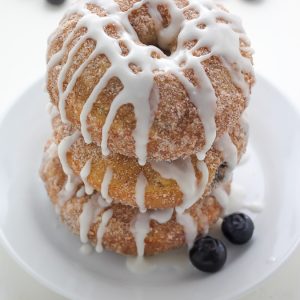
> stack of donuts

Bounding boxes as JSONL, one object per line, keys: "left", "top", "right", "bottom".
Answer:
{"left": 40, "top": 0, "right": 254, "bottom": 256}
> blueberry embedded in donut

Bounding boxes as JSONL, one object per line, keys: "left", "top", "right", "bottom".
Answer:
{"left": 215, "top": 162, "right": 228, "bottom": 183}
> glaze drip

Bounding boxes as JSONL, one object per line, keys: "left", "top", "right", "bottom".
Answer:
{"left": 135, "top": 173, "right": 148, "bottom": 213}
{"left": 101, "top": 167, "right": 113, "bottom": 203}
{"left": 76, "top": 186, "right": 85, "bottom": 198}
{"left": 57, "top": 131, "right": 81, "bottom": 204}
{"left": 79, "top": 197, "right": 100, "bottom": 243}
{"left": 131, "top": 213, "right": 151, "bottom": 257}
{"left": 80, "top": 159, "right": 94, "bottom": 195}
{"left": 151, "top": 158, "right": 209, "bottom": 213}
{"left": 150, "top": 208, "right": 174, "bottom": 223}
{"left": 96, "top": 209, "right": 113, "bottom": 252}
{"left": 176, "top": 211, "right": 198, "bottom": 248}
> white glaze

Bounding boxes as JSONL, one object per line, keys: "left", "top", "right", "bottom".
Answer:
{"left": 238, "top": 151, "right": 250, "bottom": 166}
{"left": 76, "top": 186, "right": 85, "bottom": 198}
{"left": 54, "top": 204, "right": 61, "bottom": 215}
{"left": 215, "top": 133, "right": 238, "bottom": 170}
{"left": 135, "top": 173, "right": 148, "bottom": 213}
{"left": 43, "top": 142, "right": 57, "bottom": 162}
{"left": 148, "top": 83, "right": 160, "bottom": 124}
{"left": 46, "top": 102, "right": 59, "bottom": 119}
{"left": 48, "top": 0, "right": 253, "bottom": 164}
{"left": 240, "top": 114, "right": 250, "bottom": 141}
{"left": 58, "top": 131, "right": 80, "bottom": 182}
{"left": 131, "top": 213, "right": 151, "bottom": 257}
{"left": 147, "top": 2, "right": 163, "bottom": 35}
{"left": 212, "top": 185, "right": 229, "bottom": 209}
{"left": 126, "top": 248, "right": 190, "bottom": 274}
{"left": 79, "top": 197, "right": 100, "bottom": 243}
{"left": 215, "top": 132, "right": 238, "bottom": 185}
{"left": 129, "top": 209, "right": 175, "bottom": 259}
{"left": 227, "top": 183, "right": 264, "bottom": 214}
{"left": 97, "top": 194, "right": 111, "bottom": 208}
{"left": 126, "top": 256, "right": 156, "bottom": 274}
{"left": 79, "top": 243, "right": 94, "bottom": 255}
{"left": 244, "top": 201, "right": 264, "bottom": 213}
{"left": 101, "top": 167, "right": 113, "bottom": 203}
{"left": 96, "top": 209, "right": 113, "bottom": 253}
{"left": 90, "top": 0, "right": 120, "bottom": 14}
{"left": 176, "top": 212, "right": 198, "bottom": 249}
{"left": 80, "top": 159, "right": 94, "bottom": 195}
{"left": 151, "top": 158, "right": 209, "bottom": 213}
{"left": 57, "top": 131, "right": 81, "bottom": 204}
{"left": 57, "top": 176, "right": 81, "bottom": 205}
{"left": 150, "top": 208, "right": 173, "bottom": 224}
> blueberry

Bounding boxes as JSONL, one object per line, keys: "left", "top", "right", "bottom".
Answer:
{"left": 46, "top": 0, "right": 65, "bottom": 5}
{"left": 222, "top": 213, "right": 254, "bottom": 244}
{"left": 215, "top": 162, "right": 228, "bottom": 182}
{"left": 189, "top": 236, "right": 227, "bottom": 273}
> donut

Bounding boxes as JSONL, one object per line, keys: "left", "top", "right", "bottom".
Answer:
{"left": 47, "top": 0, "right": 254, "bottom": 163}
{"left": 40, "top": 145, "right": 228, "bottom": 256}
{"left": 41, "top": 0, "right": 254, "bottom": 258}
{"left": 50, "top": 113, "right": 247, "bottom": 210}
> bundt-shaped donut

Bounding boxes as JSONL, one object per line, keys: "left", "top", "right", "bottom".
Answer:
{"left": 40, "top": 145, "right": 227, "bottom": 256}
{"left": 47, "top": 0, "right": 254, "bottom": 163}
{"left": 50, "top": 114, "right": 247, "bottom": 210}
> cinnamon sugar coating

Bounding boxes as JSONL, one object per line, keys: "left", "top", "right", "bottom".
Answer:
{"left": 47, "top": 0, "right": 254, "bottom": 160}
{"left": 40, "top": 149, "right": 225, "bottom": 256}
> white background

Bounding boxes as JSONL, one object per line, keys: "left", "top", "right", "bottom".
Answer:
{"left": 0, "top": 0, "right": 299, "bottom": 299}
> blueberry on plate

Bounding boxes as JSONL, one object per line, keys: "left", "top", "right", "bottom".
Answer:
{"left": 222, "top": 213, "right": 254, "bottom": 245}
{"left": 46, "top": 0, "right": 65, "bottom": 5}
{"left": 189, "top": 236, "right": 227, "bottom": 273}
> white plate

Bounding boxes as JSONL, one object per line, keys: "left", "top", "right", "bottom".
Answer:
{"left": 0, "top": 75, "right": 300, "bottom": 300}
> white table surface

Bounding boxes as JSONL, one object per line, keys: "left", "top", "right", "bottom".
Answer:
{"left": 0, "top": 0, "right": 299, "bottom": 299}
